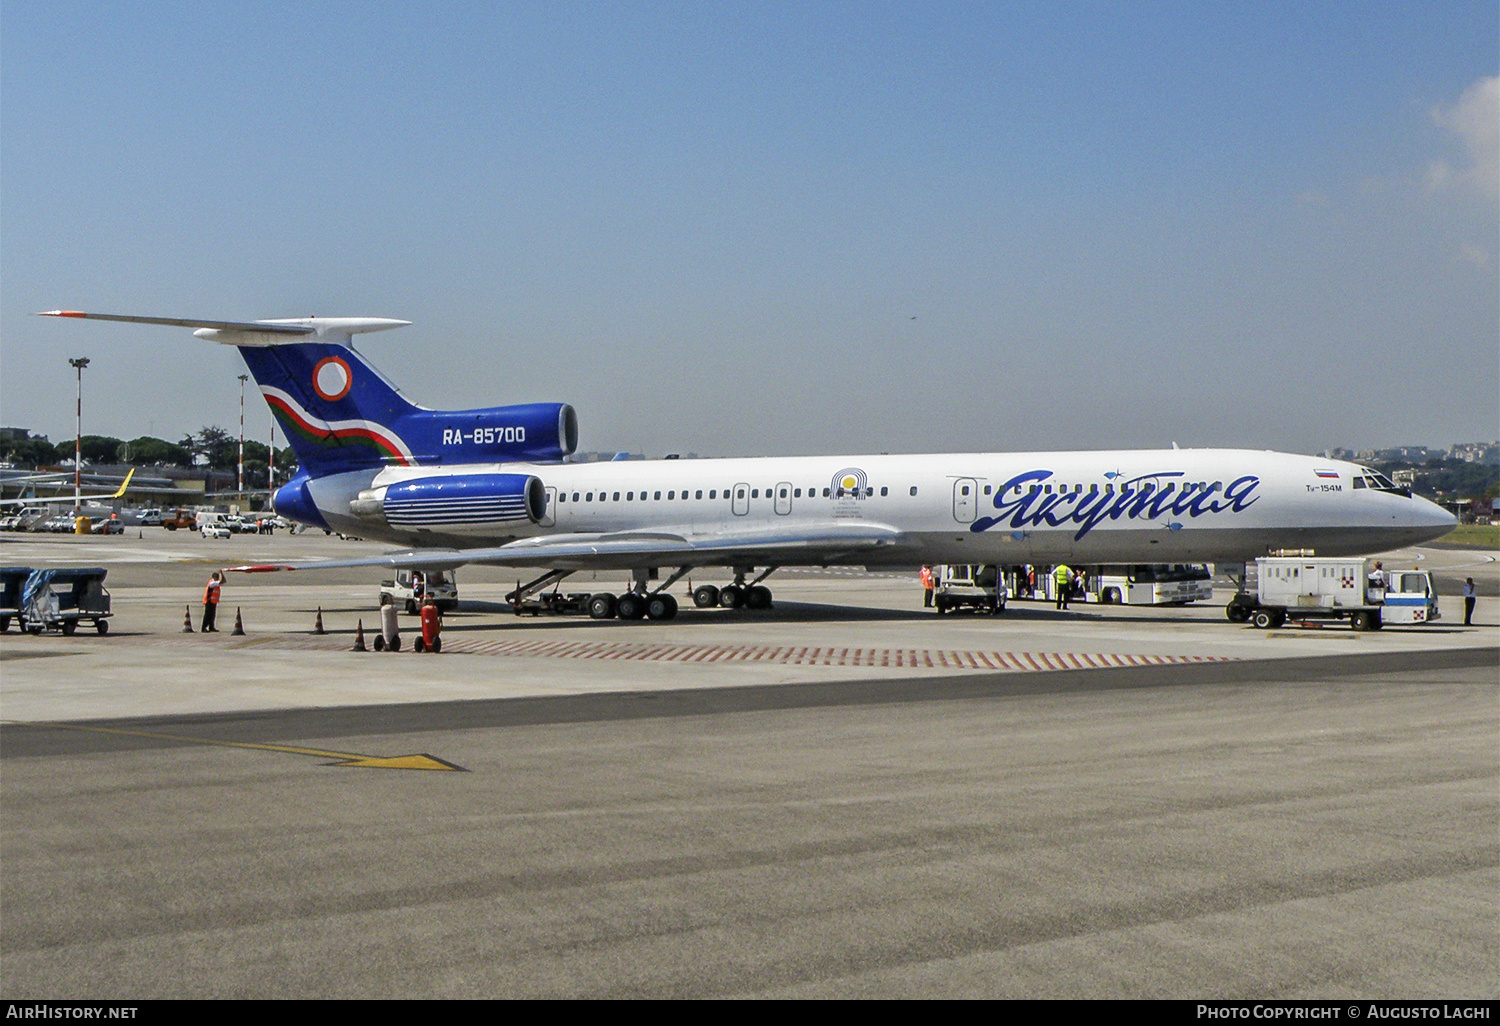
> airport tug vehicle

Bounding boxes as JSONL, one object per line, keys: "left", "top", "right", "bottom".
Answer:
{"left": 933, "top": 564, "right": 1008, "bottom": 614}
{"left": 1225, "top": 555, "right": 1438, "bottom": 631}
{"left": 378, "top": 569, "right": 459, "bottom": 614}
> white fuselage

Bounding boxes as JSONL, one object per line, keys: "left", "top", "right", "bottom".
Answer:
{"left": 301, "top": 448, "right": 1456, "bottom": 569}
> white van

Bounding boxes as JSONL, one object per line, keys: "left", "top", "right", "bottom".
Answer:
{"left": 196, "top": 512, "right": 233, "bottom": 539}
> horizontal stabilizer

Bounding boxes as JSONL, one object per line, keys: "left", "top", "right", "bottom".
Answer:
{"left": 36, "top": 311, "right": 412, "bottom": 346}
{"left": 36, "top": 311, "right": 313, "bottom": 334}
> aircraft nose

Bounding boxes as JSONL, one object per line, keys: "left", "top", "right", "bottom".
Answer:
{"left": 1412, "top": 495, "right": 1458, "bottom": 538}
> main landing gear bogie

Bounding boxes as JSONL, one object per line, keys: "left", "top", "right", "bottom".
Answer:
{"left": 719, "top": 584, "right": 771, "bottom": 610}
{"left": 579, "top": 582, "right": 771, "bottom": 622}
{"left": 583, "top": 590, "right": 681, "bottom": 621}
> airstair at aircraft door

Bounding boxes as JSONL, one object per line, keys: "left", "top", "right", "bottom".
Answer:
{"left": 953, "top": 478, "right": 977, "bottom": 524}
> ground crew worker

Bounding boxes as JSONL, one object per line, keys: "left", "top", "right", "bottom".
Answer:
{"left": 416, "top": 594, "right": 442, "bottom": 653}
{"left": 1053, "top": 564, "right": 1072, "bottom": 609}
{"left": 920, "top": 565, "right": 935, "bottom": 608}
{"left": 1463, "top": 577, "right": 1476, "bottom": 626}
{"left": 377, "top": 593, "right": 401, "bottom": 652}
{"left": 201, "top": 570, "right": 223, "bottom": 632}
{"left": 1367, "top": 561, "right": 1386, "bottom": 590}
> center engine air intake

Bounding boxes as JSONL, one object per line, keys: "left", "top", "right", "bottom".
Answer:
{"left": 369, "top": 474, "right": 547, "bottom": 528}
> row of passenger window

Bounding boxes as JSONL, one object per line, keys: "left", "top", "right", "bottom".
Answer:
{"left": 1002, "top": 481, "right": 1216, "bottom": 496}
{"left": 552, "top": 484, "right": 912, "bottom": 504}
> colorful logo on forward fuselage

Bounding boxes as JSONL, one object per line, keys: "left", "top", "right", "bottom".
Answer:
{"left": 830, "top": 467, "right": 868, "bottom": 498}
{"left": 972, "top": 469, "right": 1260, "bottom": 542}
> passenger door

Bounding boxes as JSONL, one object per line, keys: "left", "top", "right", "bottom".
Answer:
{"left": 953, "top": 478, "right": 977, "bottom": 524}
{"left": 774, "top": 481, "right": 793, "bottom": 516}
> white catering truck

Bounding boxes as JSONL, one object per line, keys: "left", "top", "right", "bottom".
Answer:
{"left": 1225, "top": 556, "right": 1438, "bottom": 630}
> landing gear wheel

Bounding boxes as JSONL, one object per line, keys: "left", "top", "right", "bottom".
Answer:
{"left": 616, "top": 593, "right": 646, "bottom": 620}
{"left": 744, "top": 585, "right": 772, "bottom": 610}
{"left": 1226, "top": 601, "right": 1251, "bottom": 623}
{"left": 693, "top": 585, "right": 720, "bottom": 608}
{"left": 718, "top": 585, "right": 744, "bottom": 609}
{"left": 587, "top": 593, "right": 617, "bottom": 620}
{"left": 645, "top": 594, "right": 679, "bottom": 620}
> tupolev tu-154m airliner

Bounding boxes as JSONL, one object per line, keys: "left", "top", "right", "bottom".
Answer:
{"left": 39, "top": 311, "right": 1456, "bottom": 620}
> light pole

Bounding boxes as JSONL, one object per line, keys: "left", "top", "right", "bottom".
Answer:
{"left": 237, "top": 373, "right": 248, "bottom": 497}
{"left": 69, "top": 357, "right": 90, "bottom": 512}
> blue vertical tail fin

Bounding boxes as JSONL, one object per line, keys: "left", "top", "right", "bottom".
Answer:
{"left": 34, "top": 310, "right": 579, "bottom": 481}
{"left": 239, "top": 342, "right": 423, "bottom": 476}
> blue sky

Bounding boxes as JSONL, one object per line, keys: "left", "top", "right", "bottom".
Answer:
{"left": 3, "top": 1, "right": 1495, "bottom": 457}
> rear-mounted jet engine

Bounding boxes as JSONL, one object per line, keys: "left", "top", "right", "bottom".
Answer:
{"left": 349, "top": 473, "right": 547, "bottom": 533}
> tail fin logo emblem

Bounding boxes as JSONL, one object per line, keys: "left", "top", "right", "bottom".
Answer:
{"left": 312, "top": 356, "right": 353, "bottom": 402}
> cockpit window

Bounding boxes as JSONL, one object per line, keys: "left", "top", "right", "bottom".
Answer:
{"left": 1355, "top": 469, "right": 1410, "bottom": 496}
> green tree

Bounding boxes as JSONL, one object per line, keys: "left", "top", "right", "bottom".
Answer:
{"left": 0, "top": 437, "right": 66, "bottom": 468}
{"left": 181, "top": 426, "right": 236, "bottom": 469}
{"left": 124, "top": 436, "right": 191, "bottom": 467}
{"left": 79, "top": 435, "right": 124, "bottom": 465}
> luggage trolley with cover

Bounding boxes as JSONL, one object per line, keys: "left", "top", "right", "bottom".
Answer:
{"left": 0, "top": 566, "right": 34, "bottom": 632}
{"left": 19, "top": 567, "right": 113, "bottom": 635}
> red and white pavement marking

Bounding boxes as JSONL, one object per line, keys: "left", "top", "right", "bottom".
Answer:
{"left": 191, "top": 633, "right": 1234, "bottom": 671}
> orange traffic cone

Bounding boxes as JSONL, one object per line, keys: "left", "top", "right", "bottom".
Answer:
{"left": 231, "top": 607, "right": 245, "bottom": 636}
{"left": 313, "top": 607, "right": 325, "bottom": 635}
{"left": 352, "top": 618, "right": 367, "bottom": 652}
{"left": 182, "top": 605, "right": 194, "bottom": 633}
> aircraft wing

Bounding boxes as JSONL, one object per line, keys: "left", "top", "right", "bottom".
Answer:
{"left": 225, "top": 522, "right": 906, "bottom": 574}
{"left": 0, "top": 469, "right": 134, "bottom": 506}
